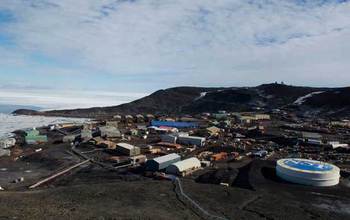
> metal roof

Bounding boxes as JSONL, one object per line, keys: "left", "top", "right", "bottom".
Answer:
{"left": 301, "top": 132, "right": 322, "bottom": 139}
{"left": 277, "top": 158, "right": 339, "bottom": 173}
{"left": 169, "top": 157, "right": 201, "bottom": 172}
{"left": 153, "top": 153, "right": 180, "bottom": 164}
{"left": 151, "top": 120, "right": 198, "bottom": 128}
{"left": 116, "top": 143, "right": 137, "bottom": 150}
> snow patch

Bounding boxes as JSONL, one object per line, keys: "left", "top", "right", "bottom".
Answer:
{"left": 294, "top": 91, "right": 324, "bottom": 105}
{"left": 194, "top": 92, "right": 207, "bottom": 101}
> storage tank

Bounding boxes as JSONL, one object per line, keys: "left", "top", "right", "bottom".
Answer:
{"left": 276, "top": 158, "right": 340, "bottom": 187}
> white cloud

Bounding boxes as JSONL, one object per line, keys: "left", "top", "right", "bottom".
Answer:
{"left": 0, "top": 0, "right": 349, "bottom": 88}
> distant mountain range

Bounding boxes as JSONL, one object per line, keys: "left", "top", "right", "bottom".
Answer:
{"left": 12, "top": 83, "right": 350, "bottom": 118}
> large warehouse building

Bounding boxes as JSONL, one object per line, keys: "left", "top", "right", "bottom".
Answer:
{"left": 166, "top": 157, "right": 201, "bottom": 176}
{"left": 146, "top": 153, "right": 181, "bottom": 171}
{"left": 276, "top": 158, "right": 340, "bottom": 187}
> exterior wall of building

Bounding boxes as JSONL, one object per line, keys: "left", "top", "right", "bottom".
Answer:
{"left": 63, "top": 135, "right": 76, "bottom": 143}
{"left": 276, "top": 158, "right": 340, "bottom": 187}
{"left": 116, "top": 143, "right": 140, "bottom": 156}
{"left": 255, "top": 114, "right": 271, "bottom": 120}
{"left": 160, "top": 134, "right": 177, "bottom": 144}
{"left": 81, "top": 129, "right": 92, "bottom": 140}
{"left": 0, "top": 138, "right": 16, "bottom": 148}
{"left": 25, "top": 129, "right": 48, "bottom": 144}
{"left": 177, "top": 136, "right": 205, "bottom": 147}
{"left": 100, "top": 126, "right": 121, "bottom": 138}
{"left": 151, "top": 120, "right": 198, "bottom": 128}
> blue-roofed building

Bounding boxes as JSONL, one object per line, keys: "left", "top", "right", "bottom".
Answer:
{"left": 151, "top": 120, "right": 198, "bottom": 128}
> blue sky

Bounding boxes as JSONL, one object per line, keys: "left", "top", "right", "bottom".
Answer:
{"left": 0, "top": 0, "right": 350, "bottom": 109}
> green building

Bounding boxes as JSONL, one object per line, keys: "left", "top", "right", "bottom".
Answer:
{"left": 25, "top": 129, "right": 48, "bottom": 144}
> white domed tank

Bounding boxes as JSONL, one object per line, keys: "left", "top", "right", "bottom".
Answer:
{"left": 276, "top": 158, "right": 340, "bottom": 187}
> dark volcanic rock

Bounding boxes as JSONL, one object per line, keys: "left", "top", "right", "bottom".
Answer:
{"left": 13, "top": 109, "right": 39, "bottom": 115}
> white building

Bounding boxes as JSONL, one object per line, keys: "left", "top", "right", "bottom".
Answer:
{"left": 166, "top": 157, "right": 201, "bottom": 176}
{"left": 327, "top": 141, "right": 349, "bottom": 149}
{"left": 0, "top": 138, "right": 16, "bottom": 149}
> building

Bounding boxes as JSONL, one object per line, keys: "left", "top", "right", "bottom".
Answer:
{"left": 301, "top": 132, "right": 323, "bottom": 145}
{"left": 0, "top": 148, "right": 11, "bottom": 157}
{"left": 327, "top": 141, "right": 349, "bottom": 149}
{"left": 148, "top": 126, "right": 178, "bottom": 134}
{"left": 99, "top": 126, "right": 121, "bottom": 138}
{"left": 206, "top": 126, "right": 221, "bottom": 136}
{"left": 177, "top": 134, "right": 206, "bottom": 147}
{"left": 130, "top": 154, "right": 147, "bottom": 164}
{"left": 62, "top": 135, "right": 76, "bottom": 143}
{"left": 212, "top": 112, "right": 228, "bottom": 120}
{"left": 129, "top": 129, "right": 138, "bottom": 136}
{"left": 136, "top": 114, "right": 145, "bottom": 122}
{"left": 211, "top": 152, "right": 228, "bottom": 161}
{"left": 151, "top": 120, "right": 198, "bottom": 128}
{"left": 0, "top": 138, "right": 16, "bottom": 149}
{"left": 106, "top": 121, "right": 119, "bottom": 127}
{"left": 255, "top": 114, "right": 271, "bottom": 120}
{"left": 116, "top": 143, "right": 140, "bottom": 156}
{"left": 145, "top": 153, "right": 181, "bottom": 171}
{"left": 252, "top": 150, "right": 268, "bottom": 158}
{"left": 113, "top": 115, "right": 122, "bottom": 121}
{"left": 239, "top": 115, "right": 256, "bottom": 124}
{"left": 276, "top": 158, "right": 340, "bottom": 187}
{"left": 81, "top": 128, "right": 92, "bottom": 141}
{"left": 92, "top": 137, "right": 116, "bottom": 149}
{"left": 166, "top": 157, "right": 201, "bottom": 176}
{"left": 146, "top": 114, "right": 155, "bottom": 122}
{"left": 154, "top": 142, "right": 182, "bottom": 149}
{"left": 25, "top": 129, "right": 48, "bottom": 144}
{"left": 125, "top": 115, "right": 134, "bottom": 122}
{"left": 160, "top": 134, "right": 177, "bottom": 144}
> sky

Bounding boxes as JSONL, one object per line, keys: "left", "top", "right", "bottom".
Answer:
{"left": 0, "top": 0, "right": 350, "bottom": 109}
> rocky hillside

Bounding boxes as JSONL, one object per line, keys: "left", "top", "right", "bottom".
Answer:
{"left": 13, "top": 84, "right": 350, "bottom": 118}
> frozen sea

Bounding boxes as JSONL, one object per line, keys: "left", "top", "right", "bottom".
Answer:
{"left": 0, "top": 113, "right": 88, "bottom": 138}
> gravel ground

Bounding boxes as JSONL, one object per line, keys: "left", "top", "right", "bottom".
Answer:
{"left": 0, "top": 159, "right": 349, "bottom": 219}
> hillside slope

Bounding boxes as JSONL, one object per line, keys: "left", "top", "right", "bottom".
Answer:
{"left": 13, "top": 84, "right": 350, "bottom": 118}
